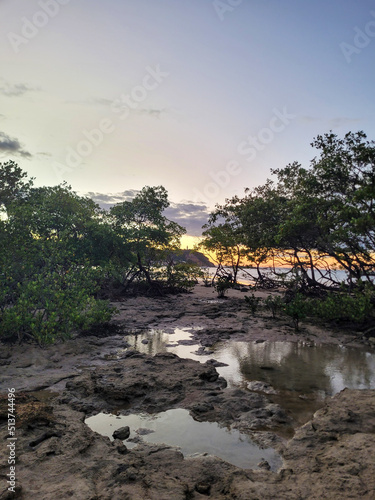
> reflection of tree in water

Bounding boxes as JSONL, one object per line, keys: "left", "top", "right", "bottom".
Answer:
{"left": 236, "top": 342, "right": 374, "bottom": 396}
{"left": 132, "top": 329, "right": 169, "bottom": 356}
{"left": 332, "top": 348, "right": 374, "bottom": 390}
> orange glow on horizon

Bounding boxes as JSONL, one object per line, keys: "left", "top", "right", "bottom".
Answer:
{"left": 179, "top": 236, "right": 344, "bottom": 270}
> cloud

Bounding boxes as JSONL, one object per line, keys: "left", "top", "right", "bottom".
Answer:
{"left": 36, "top": 151, "right": 52, "bottom": 158}
{"left": 136, "top": 108, "right": 167, "bottom": 119}
{"left": 65, "top": 97, "right": 114, "bottom": 107}
{"left": 300, "top": 115, "right": 362, "bottom": 128}
{"left": 0, "top": 132, "right": 32, "bottom": 158}
{"left": 87, "top": 190, "right": 139, "bottom": 209}
{"left": 67, "top": 97, "right": 168, "bottom": 119}
{"left": 328, "top": 117, "right": 362, "bottom": 128}
{"left": 164, "top": 202, "right": 211, "bottom": 236}
{"left": 0, "top": 79, "right": 40, "bottom": 97}
{"left": 86, "top": 191, "right": 210, "bottom": 235}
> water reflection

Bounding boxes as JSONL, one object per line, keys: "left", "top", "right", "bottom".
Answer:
{"left": 125, "top": 328, "right": 375, "bottom": 426}
{"left": 127, "top": 327, "right": 206, "bottom": 362}
{"left": 213, "top": 341, "right": 375, "bottom": 396}
{"left": 85, "top": 408, "right": 281, "bottom": 470}
{"left": 211, "top": 340, "right": 375, "bottom": 426}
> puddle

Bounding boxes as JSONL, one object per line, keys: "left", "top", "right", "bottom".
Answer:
{"left": 124, "top": 328, "right": 375, "bottom": 425}
{"left": 85, "top": 408, "right": 281, "bottom": 470}
{"left": 87, "top": 329, "right": 375, "bottom": 468}
{"left": 211, "top": 340, "right": 375, "bottom": 426}
{"left": 126, "top": 327, "right": 207, "bottom": 362}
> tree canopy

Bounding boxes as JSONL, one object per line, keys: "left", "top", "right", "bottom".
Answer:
{"left": 0, "top": 167, "right": 189, "bottom": 343}
{"left": 201, "top": 131, "right": 375, "bottom": 290}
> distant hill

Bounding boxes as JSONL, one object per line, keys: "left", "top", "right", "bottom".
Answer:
{"left": 173, "top": 250, "right": 215, "bottom": 267}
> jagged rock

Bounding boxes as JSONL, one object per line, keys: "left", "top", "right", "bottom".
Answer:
{"left": 113, "top": 426, "right": 130, "bottom": 440}
{"left": 247, "top": 381, "right": 278, "bottom": 395}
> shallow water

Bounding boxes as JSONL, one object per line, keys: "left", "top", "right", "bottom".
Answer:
{"left": 213, "top": 340, "right": 375, "bottom": 426}
{"left": 127, "top": 327, "right": 205, "bottom": 361}
{"left": 125, "top": 328, "right": 375, "bottom": 425}
{"left": 86, "top": 329, "right": 375, "bottom": 469}
{"left": 85, "top": 408, "right": 281, "bottom": 470}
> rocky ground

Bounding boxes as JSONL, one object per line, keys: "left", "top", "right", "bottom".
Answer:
{"left": 0, "top": 285, "right": 374, "bottom": 499}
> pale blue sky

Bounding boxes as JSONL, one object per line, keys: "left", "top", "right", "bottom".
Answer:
{"left": 1, "top": 0, "right": 374, "bottom": 236}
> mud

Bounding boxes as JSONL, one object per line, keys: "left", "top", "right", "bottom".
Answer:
{"left": 0, "top": 285, "right": 374, "bottom": 499}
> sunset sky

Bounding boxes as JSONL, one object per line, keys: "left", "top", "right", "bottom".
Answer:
{"left": 1, "top": 0, "right": 374, "bottom": 245}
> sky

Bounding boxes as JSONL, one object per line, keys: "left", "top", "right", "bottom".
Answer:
{"left": 1, "top": 0, "right": 375, "bottom": 245}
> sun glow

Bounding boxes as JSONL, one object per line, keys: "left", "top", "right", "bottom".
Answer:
{"left": 179, "top": 235, "right": 203, "bottom": 250}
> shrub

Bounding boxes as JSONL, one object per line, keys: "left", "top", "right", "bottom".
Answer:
{"left": 244, "top": 292, "right": 262, "bottom": 315}
{"left": 264, "top": 294, "right": 284, "bottom": 318}
{"left": 284, "top": 293, "right": 309, "bottom": 331}
{"left": 214, "top": 276, "right": 233, "bottom": 298}
{"left": 0, "top": 265, "right": 114, "bottom": 344}
{"left": 312, "top": 286, "right": 374, "bottom": 323}
{"left": 165, "top": 263, "right": 204, "bottom": 292}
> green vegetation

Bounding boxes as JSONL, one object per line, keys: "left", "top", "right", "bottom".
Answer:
{"left": 244, "top": 292, "right": 262, "bottom": 315}
{"left": 2, "top": 130, "right": 375, "bottom": 342}
{"left": 245, "top": 287, "right": 375, "bottom": 332}
{"left": 214, "top": 275, "right": 233, "bottom": 298}
{"left": 264, "top": 294, "right": 284, "bottom": 319}
{"left": 0, "top": 162, "right": 194, "bottom": 344}
{"left": 202, "top": 131, "right": 375, "bottom": 326}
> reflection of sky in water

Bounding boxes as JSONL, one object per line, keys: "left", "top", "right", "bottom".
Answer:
{"left": 127, "top": 330, "right": 375, "bottom": 396}
{"left": 128, "top": 328, "right": 208, "bottom": 363}
{"left": 86, "top": 408, "right": 281, "bottom": 470}
{"left": 213, "top": 341, "right": 375, "bottom": 396}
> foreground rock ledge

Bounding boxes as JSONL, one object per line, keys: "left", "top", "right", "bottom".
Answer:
{"left": 59, "top": 352, "right": 290, "bottom": 438}
{"left": 1, "top": 379, "right": 374, "bottom": 499}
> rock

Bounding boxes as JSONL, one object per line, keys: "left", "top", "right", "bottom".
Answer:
{"left": 0, "top": 385, "right": 374, "bottom": 499}
{"left": 113, "top": 426, "right": 130, "bottom": 440}
{"left": 195, "top": 482, "right": 211, "bottom": 495}
{"left": 191, "top": 402, "right": 214, "bottom": 413}
{"left": 247, "top": 381, "right": 277, "bottom": 395}
{"left": 258, "top": 459, "right": 271, "bottom": 470}
{"left": 127, "top": 435, "right": 144, "bottom": 444}
{"left": 205, "top": 359, "right": 229, "bottom": 368}
{"left": 61, "top": 353, "right": 223, "bottom": 414}
{"left": 194, "top": 347, "right": 214, "bottom": 356}
{"left": 113, "top": 438, "right": 128, "bottom": 454}
{"left": 136, "top": 428, "right": 155, "bottom": 435}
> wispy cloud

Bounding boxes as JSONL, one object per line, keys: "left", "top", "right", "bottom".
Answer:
{"left": 67, "top": 96, "right": 168, "bottom": 119}
{"left": 0, "top": 132, "right": 32, "bottom": 158}
{"left": 300, "top": 115, "right": 362, "bottom": 128}
{"left": 136, "top": 108, "right": 167, "bottom": 119}
{"left": 328, "top": 117, "right": 362, "bottom": 128}
{"left": 86, "top": 191, "right": 210, "bottom": 235}
{"left": 36, "top": 151, "right": 52, "bottom": 157}
{"left": 0, "top": 79, "right": 40, "bottom": 98}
